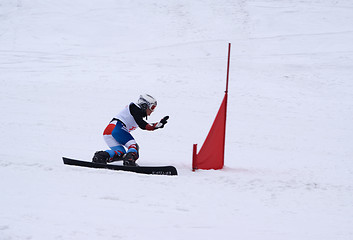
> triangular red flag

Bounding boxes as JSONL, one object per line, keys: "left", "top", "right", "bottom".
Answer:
{"left": 193, "top": 93, "right": 227, "bottom": 170}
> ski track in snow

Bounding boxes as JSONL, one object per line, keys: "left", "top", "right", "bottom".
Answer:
{"left": 1, "top": 0, "right": 353, "bottom": 239}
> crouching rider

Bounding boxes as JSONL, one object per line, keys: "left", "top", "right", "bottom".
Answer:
{"left": 92, "top": 94, "right": 169, "bottom": 166}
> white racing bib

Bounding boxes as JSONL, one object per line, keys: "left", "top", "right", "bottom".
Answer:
{"left": 114, "top": 103, "right": 138, "bottom": 132}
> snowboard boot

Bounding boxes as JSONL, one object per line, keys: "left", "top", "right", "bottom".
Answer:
{"left": 92, "top": 151, "right": 110, "bottom": 164}
{"left": 123, "top": 152, "right": 139, "bottom": 167}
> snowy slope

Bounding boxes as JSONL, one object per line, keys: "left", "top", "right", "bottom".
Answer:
{"left": 1, "top": 0, "right": 353, "bottom": 239}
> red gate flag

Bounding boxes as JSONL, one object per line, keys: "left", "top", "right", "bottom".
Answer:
{"left": 192, "top": 93, "right": 228, "bottom": 170}
{"left": 192, "top": 43, "right": 231, "bottom": 171}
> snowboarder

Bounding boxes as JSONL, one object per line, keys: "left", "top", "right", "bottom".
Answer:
{"left": 92, "top": 94, "right": 169, "bottom": 166}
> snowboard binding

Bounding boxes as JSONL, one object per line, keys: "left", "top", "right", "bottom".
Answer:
{"left": 123, "top": 152, "right": 139, "bottom": 167}
{"left": 92, "top": 151, "right": 110, "bottom": 164}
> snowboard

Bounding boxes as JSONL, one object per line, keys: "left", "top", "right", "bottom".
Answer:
{"left": 62, "top": 157, "right": 178, "bottom": 176}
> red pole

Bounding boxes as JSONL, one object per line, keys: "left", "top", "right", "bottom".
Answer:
{"left": 225, "top": 43, "right": 231, "bottom": 93}
{"left": 192, "top": 144, "right": 198, "bottom": 171}
{"left": 223, "top": 43, "right": 231, "bottom": 167}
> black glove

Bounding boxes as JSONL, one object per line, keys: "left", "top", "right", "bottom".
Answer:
{"left": 155, "top": 116, "right": 169, "bottom": 129}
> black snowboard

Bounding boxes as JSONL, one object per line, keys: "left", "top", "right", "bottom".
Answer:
{"left": 62, "top": 157, "right": 177, "bottom": 176}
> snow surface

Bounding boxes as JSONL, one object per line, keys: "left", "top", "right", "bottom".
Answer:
{"left": 1, "top": 0, "right": 353, "bottom": 239}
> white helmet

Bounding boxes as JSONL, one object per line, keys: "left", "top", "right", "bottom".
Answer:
{"left": 137, "top": 94, "right": 157, "bottom": 111}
